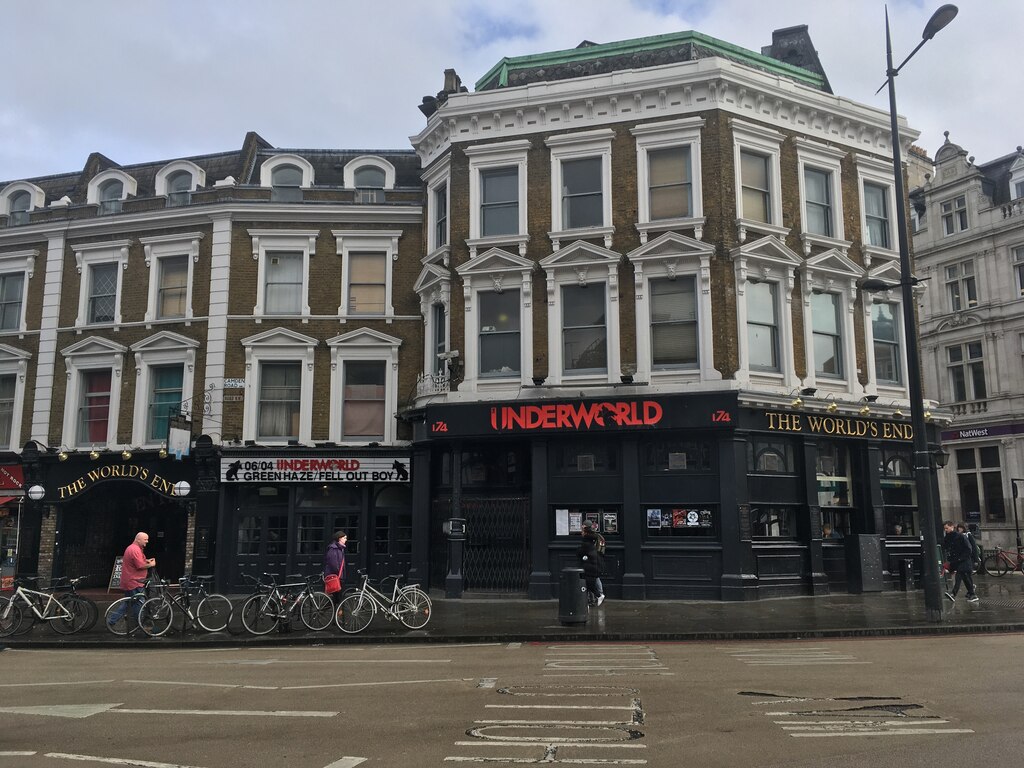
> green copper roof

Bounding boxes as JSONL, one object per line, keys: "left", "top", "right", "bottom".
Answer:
{"left": 475, "top": 29, "right": 826, "bottom": 91}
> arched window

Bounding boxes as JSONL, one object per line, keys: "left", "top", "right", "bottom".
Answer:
{"left": 166, "top": 170, "right": 192, "bottom": 207}
{"left": 8, "top": 191, "right": 30, "bottom": 226}
{"left": 354, "top": 166, "right": 386, "bottom": 189}
{"left": 271, "top": 164, "right": 303, "bottom": 202}
{"left": 99, "top": 180, "right": 124, "bottom": 215}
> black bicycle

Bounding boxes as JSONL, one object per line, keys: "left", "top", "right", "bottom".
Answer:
{"left": 138, "top": 575, "right": 233, "bottom": 637}
{"left": 240, "top": 572, "right": 334, "bottom": 635}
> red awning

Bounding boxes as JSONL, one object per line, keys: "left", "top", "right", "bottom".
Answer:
{"left": 0, "top": 465, "right": 23, "bottom": 491}
{"left": 0, "top": 496, "right": 17, "bottom": 505}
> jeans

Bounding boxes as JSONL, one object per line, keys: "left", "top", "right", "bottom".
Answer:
{"left": 951, "top": 567, "right": 975, "bottom": 597}
{"left": 107, "top": 587, "right": 145, "bottom": 624}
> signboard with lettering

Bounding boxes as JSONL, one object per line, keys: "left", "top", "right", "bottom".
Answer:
{"left": 53, "top": 463, "right": 193, "bottom": 502}
{"left": 221, "top": 456, "right": 411, "bottom": 483}
{"left": 941, "top": 422, "right": 1024, "bottom": 442}
{"left": 108, "top": 556, "right": 123, "bottom": 592}
{"left": 744, "top": 409, "right": 915, "bottom": 441}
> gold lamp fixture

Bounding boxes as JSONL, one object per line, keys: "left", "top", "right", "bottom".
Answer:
{"left": 158, "top": 444, "right": 168, "bottom": 459}
{"left": 88, "top": 448, "right": 100, "bottom": 460}
{"left": 824, "top": 393, "right": 839, "bottom": 413}
{"left": 859, "top": 394, "right": 878, "bottom": 416}
{"left": 57, "top": 448, "right": 69, "bottom": 461}
{"left": 121, "top": 447, "right": 133, "bottom": 461}
{"left": 890, "top": 400, "right": 905, "bottom": 419}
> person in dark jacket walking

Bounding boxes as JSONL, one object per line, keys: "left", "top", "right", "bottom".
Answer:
{"left": 576, "top": 534, "right": 604, "bottom": 606}
{"left": 323, "top": 531, "right": 347, "bottom": 606}
{"left": 943, "top": 520, "right": 978, "bottom": 603}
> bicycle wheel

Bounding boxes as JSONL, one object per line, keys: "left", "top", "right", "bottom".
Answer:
{"left": 104, "top": 598, "right": 134, "bottom": 636}
{"left": 984, "top": 554, "right": 1009, "bottom": 577}
{"left": 396, "top": 587, "right": 431, "bottom": 630}
{"left": 196, "top": 594, "right": 233, "bottom": 633}
{"left": 75, "top": 596, "right": 100, "bottom": 632}
{"left": 299, "top": 590, "right": 334, "bottom": 631}
{"left": 0, "top": 597, "right": 23, "bottom": 637}
{"left": 51, "top": 595, "right": 92, "bottom": 634}
{"left": 241, "top": 594, "right": 281, "bottom": 635}
{"left": 335, "top": 593, "right": 375, "bottom": 634}
{"left": 139, "top": 597, "right": 175, "bottom": 637}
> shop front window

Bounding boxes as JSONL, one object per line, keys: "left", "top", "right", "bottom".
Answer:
{"left": 644, "top": 504, "right": 716, "bottom": 538}
{"left": 750, "top": 505, "right": 797, "bottom": 538}
{"left": 554, "top": 441, "right": 618, "bottom": 474}
{"left": 237, "top": 516, "right": 261, "bottom": 555}
{"left": 955, "top": 446, "right": 1004, "bottom": 523}
{"left": 817, "top": 441, "right": 853, "bottom": 537}
{"left": 881, "top": 448, "right": 917, "bottom": 536}
{"left": 461, "top": 445, "right": 529, "bottom": 489}
{"left": 553, "top": 506, "right": 620, "bottom": 541}
{"left": 642, "top": 439, "right": 713, "bottom": 473}
{"left": 747, "top": 439, "right": 796, "bottom": 474}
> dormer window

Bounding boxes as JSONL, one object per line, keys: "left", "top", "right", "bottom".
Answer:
{"left": 354, "top": 166, "right": 386, "bottom": 203}
{"left": 99, "top": 180, "right": 124, "bottom": 215}
{"left": 271, "top": 165, "right": 303, "bottom": 202}
{"left": 166, "top": 171, "right": 192, "bottom": 207}
{"left": 8, "top": 191, "right": 30, "bottom": 226}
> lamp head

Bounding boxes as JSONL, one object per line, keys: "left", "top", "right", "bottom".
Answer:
{"left": 121, "top": 448, "right": 132, "bottom": 461}
{"left": 791, "top": 396, "right": 803, "bottom": 408}
{"left": 58, "top": 450, "right": 68, "bottom": 461}
{"left": 827, "top": 401, "right": 838, "bottom": 413}
{"left": 923, "top": 4, "right": 958, "bottom": 40}
{"left": 859, "top": 405, "right": 871, "bottom": 416}
{"left": 89, "top": 449, "right": 100, "bottom": 460}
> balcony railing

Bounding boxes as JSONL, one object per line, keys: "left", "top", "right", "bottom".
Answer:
{"left": 1001, "top": 198, "right": 1024, "bottom": 219}
{"left": 951, "top": 399, "right": 988, "bottom": 417}
{"left": 416, "top": 371, "right": 450, "bottom": 397}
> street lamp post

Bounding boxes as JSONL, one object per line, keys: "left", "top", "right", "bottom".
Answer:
{"left": 867, "top": 5, "right": 958, "bottom": 622}
{"left": 1011, "top": 479, "right": 1023, "bottom": 551}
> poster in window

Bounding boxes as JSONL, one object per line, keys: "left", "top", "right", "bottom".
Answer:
{"left": 698, "top": 509, "right": 713, "bottom": 528}
{"left": 603, "top": 512, "right": 618, "bottom": 534}
{"left": 668, "top": 452, "right": 688, "bottom": 470}
{"left": 646, "top": 508, "right": 662, "bottom": 529}
{"left": 672, "top": 509, "right": 686, "bottom": 528}
{"left": 584, "top": 512, "right": 600, "bottom": 531}
{"left": 568, "top": 511, "right": 583, "bottom": 534}
{"left": 555, "top": 509, "right": 570, "bottom": 537}
{"left": 661, "top": 511, "right": 672, "bottom": 528}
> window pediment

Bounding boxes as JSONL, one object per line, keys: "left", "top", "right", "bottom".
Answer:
{"left": 414, "top": 263, "right": 450, "bottom": 296}
{"left": 130, "top": 331, "right": 200, "bottom": 354}
{"left": 538, "top": 240, "right": 619, "bottom": 271}
{"left": 626, "top": 231, "right": 714, "bottom": 263}
{"left": 343, "top": 156, "right": 396, "bottom": 190}
{"left": 802, "top": 249, "right": 865, "bottom": 281}
{"left": 154, "top": 161, "right": 205, "bottom": 196}
{"left": 730, "top": 235, "right": 802, "bottom": 269}
{"left": 86, "top": 170, "right": 137, "bottom": 205}
{"left": 259, "top": 154, "right": 315, "bottom": 188}
{"left": 2, "top": 182, "right": 45, "bottom": 214}
{"left": 456, "top": 247, "right": 532, "bottom": 277}
{"left": 0, "top": 343, "right": 31, "bottom": 364}
{"left": 241, "top": 327, "right": 318, "bottom": 349}
{"left": 327, "top": 328, "right": 402, "bottom": 348}
{"left": 61, "top": 336, "right": 128, "bottom": 358}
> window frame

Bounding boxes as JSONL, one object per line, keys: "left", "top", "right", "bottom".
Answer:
{"left": 944, "top": 258, "right": 978, "bottom": 312}
{"left": 0, "top": 344, "right": 30, "bottom": 451}
{"left": 259, "top": 154, "right": 315, "bottom": 200}
{"left": 794, "top": 138, "right": 849, "bottom": 254}
{"left": 1014, "top": 246, "right": 1024, "bottom": 299}
{"left": 60, "top": 336, "right": 126, "bottom": 450}
{"left": 334, "top": 230, "right": 400, "bottom": 320}
{"left": 241, "top": 327, "right": 317, "bottom": 445}
{"left": 423, "top": 156, "right": 451, "bottom": 258}
{"left": 86, "top": 169, "right": 136, "bottom": 214}
{"left": 0, "top": 250, "right": 35, "bottom": 334}
{"left": 327, "top": 327, "right": 401, "bottom": 445}
{"left": 546, "top": 129, "right": 615, "bottom": 249}
{"left": 631, "top": 117, "right": 705, "bottom": 242}
{"left": 72, "top": 240, "right": 131, "bottom": 329}
{"left": 940, "top": 194, "right": 968, "bottom": 235}
{"left": 141, "top": 232, "right": 202, "bottom": 325}
{"left": 955, "top": 445, "right": 1005, "bottom": 524}
{"left": 154, "top": 160, "right": 204, "bottom": 207}
{"left": 946, "top": 340, "right": 987, "bottom": 402}
{"left": 855, "top": 154, "right": 898, "bottom": 261}
{"left": 477, "top": 288, "right": 523, "bottom": 379}
{"left": 730, "top": 119, "right": 787, "bottom": 242}
{"left": 343, "top": 155, "right": 396, "bottom": 190}
{"left": 129, "top": 331, "right": 199, "bottom": 448}
{"left": 249, "top": 229, "right": 318, "bottom": 321}
{"left": 870, "top": 300, "right": 903, "bottom": 386}
{"left": 465, "top": 140, "right": 530, "bottom": 254}
{"left": 1, "top": 182, "right": 45, "bottom": 225}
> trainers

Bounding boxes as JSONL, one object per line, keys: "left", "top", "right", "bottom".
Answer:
{"left": 944, "top": 591, "right": 956, "bottom": 603}
{"left": 596, "top": 594, "right": 605, "bottom": 606}
{"left": 967, "top": 594, "right": 979, "bottom": 603}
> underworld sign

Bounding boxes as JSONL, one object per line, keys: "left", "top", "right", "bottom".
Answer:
{"left": 57, "top": 464, "right": 186, "bottom": 500}
{"left": 761, "top": 411, "right": 913, "bottom": 440}
{"left": 220, "top": 456, "right": 411, "bottom": 483}
{"left": 490, "top": 400, "right": 663, "bottom": 431}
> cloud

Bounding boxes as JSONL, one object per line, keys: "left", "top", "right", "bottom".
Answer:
{"left": 1, "top": 0, "right": 1018, "bottom": 181}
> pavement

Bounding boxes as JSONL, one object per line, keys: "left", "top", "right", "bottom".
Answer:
{"left": 3, "top": 574, "right": 1023, "bottom": 649}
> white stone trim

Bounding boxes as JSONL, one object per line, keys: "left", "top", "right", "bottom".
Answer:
{"left": 794, "top": 137, "right": 851, "bottom": 255}
{"left": 60, "top": 336, "right": 127, "bottom": 449}
{"left": 631, "top": 117, "right": 705, "bottom": 242}
{"left": 414, "top": 263, "right": 451, "bottom": 376}
{"left": 327, "top": 328, "right": 402, "bottom": 445}
{"left": 466, "top": 139, "right": 531, "bottom": 252}
{"left": 423, "top": 155, "right": 451, "bottom": 255}
{"left": 538, "top": 240, "right": 621, "bottom": 385}
{"left": 862, "top": 260, "right": 909, "bottom": 398}
{"left": 1, "top": 181, "right": 45, "bottom": 216}
{"left": 730, "top": 235, "right": 801, "bottom": 390}
{"left": 130, "top": 331, "right": 199, "bottom": 448}
{"left": 72, "top": 239, "right": 132, "bottom": 329}
{"left": 140, "top": 232, "right": 203, "bottom": 325}
{"left": 626, "top": 232, "right": 718, "bottom": 384}
{"left": 0, "top": 344, "right": 30, "bottom": 451}
{"left": 30, "top": 232, "right": 66, "bottom": 444}
{"left": 343, "top": 155, "right": 396, "bottom": 189}
{"left": 731, "top": 118, "right": 786, "bottom": 243}
{"left": 259, "top": 154, "right": 315, "bottom": 188}
{"left": 333, "top": 229, "right": 400, "bottom": 321}
{"left": 248, "top": 229, "right": 318, "bottom": 322}
{"left": 855, "top": 153, "right": 899, "bottom": 266}
{"left": 241, "top": 327, "right": 318, "bottom": 445}
{"left": 546, "top": 129, "right": 615, "bottom": 248}
{"left": 86, "top": 169, "right": 137, "bottom": 205}
{"left": 0, "top": 250, "right": 37, "bottom": 335}
{"left": 154, "top": 160, "right": 206, "bottom": 197}
{"left": 799, "top": 249, "right": 865, "bottom": 394}
{"left": 456, "top": 247, "right": 535, "bottom": 390}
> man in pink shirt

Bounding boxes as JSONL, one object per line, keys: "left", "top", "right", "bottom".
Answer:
{"left": 106, "top": 532, "right": 156, "bottom": 628}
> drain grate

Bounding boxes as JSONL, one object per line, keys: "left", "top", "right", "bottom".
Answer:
{"left": 973, "top": 598, "right": 1024, "bottom": 609}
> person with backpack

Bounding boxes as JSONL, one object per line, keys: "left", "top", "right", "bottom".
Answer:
{"left": 577, "top": 523, "right": 605, "bottom": 606}
{"left": 942, "top": 520, "right": 978, "bottom": 603}
{"left": 956, "top": 522, "right": 981, "bottom": 573}
{"left": 581, "top": 521, "right": 606, "bottom": 603}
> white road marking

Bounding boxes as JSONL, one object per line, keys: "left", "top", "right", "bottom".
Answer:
{"left": 45, "top": 754, "right": 208, "bottom": 768}
{"left": 486, "top": 705, "right": 636, "bottom": 711}
{"left": 115, "top": 708, "right": 336, "bottom": 718}
{"left": 124, "top": 680, "right": 240, "bottom": 689}
{"left": 283, "top": 678, "right": 467, "bottom": 690}
{"left": 478, "top": 678, "right": 497, "bottom": 688}
{"left": 189, "top": 658, "right": 451, "bottom": 665}
{"left": 452, "top": 743, "right": 646, "bottom": 749}
{"left": 0, "top": 703, "right": 121, "bottom": 719}
{"left": 323, "top": 758, "right": 368, "bottom": 768}
{"left": 0, "top": 752, "right": 36, "bottom": 757}
{"left": 507, "top": 643, "right": 521, "bottom": 649}
{"left": 0, "top": 680, "right": 115, "bottom": 688}
{"left": 444, "top": 758, "right": 647, "bottom": 764}
{"left": 790, "top": 729, "right": 974, "bottom": 737}
{"left": 473, "top": 719, "right": 633, "bottom": 726}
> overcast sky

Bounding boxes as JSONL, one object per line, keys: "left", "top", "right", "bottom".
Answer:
{"left": 2, "top": 0, "right": 1018, "bottom": 182}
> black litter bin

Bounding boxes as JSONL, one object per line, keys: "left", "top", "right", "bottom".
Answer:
{"left": 558, "top": 567, "right": 588, "bottom": 625}
{"left": 898, "top": 558, "right": 915, "bottom": 591}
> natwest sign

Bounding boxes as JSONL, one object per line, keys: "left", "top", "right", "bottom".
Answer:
{"left": 489, "top": 400, "right": 663, "bottom": 432}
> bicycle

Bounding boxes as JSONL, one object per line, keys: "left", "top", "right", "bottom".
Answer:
{"left": 983, "top": 546, "right": 1024, "bottom": 576}
{"left": 104, "top": 577, "right": 164, "bottom": 636}
{"left": 138, "top": 575, "right": 234, "bottom": 637}
{"left": 51, "top": 575, "right": 100, "bottom": 632}
{"left": 334, "top": 571, "right": 431, "bottom": 634}
{"left": 240, "top": 573, "right": 334, "bottom": 635}
{"left": 0, "top": 576, "right": 92, "bottom": 636}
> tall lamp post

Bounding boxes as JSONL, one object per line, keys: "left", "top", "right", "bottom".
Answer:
{"left": 862, "top": 4, "right": 958, "bottom": 623}
{"left": 1011, "top": 479, "right": 1023, "bottom": 551}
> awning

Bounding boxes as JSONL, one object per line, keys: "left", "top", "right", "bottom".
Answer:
{"left": 0, "top": 496, "right": 18, "bottom": 506}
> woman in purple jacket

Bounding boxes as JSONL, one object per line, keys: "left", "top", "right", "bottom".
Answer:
{"left": 323, "top": 531, "right": 347, "bottom": 605}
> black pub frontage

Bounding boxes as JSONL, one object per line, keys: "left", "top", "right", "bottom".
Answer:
{"left": 411, "top": 392, "right": 938, "bottom": 600}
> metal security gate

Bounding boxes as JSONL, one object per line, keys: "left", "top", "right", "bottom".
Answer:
{"left": 462, "top": 495, "right": 530, "bottom": 592}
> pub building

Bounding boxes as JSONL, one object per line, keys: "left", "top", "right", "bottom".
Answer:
{"left": 410, "top": 391, "right": 943, "bottom": 600}
{"left": 18, "top": 440, "right": 202, "bottom": 585}
{"left": 214, "top": 447, "right": 413, "bottom": 591}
